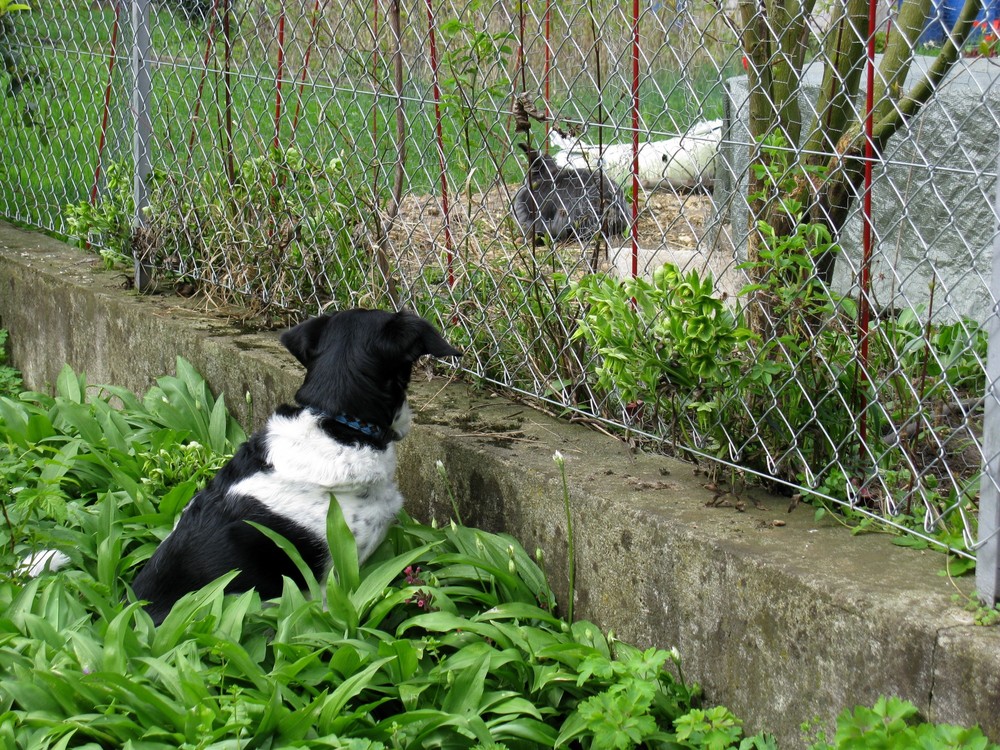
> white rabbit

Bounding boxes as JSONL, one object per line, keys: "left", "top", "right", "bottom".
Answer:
{"left": 549, "top": 119, "right": 723, "bottom": 190}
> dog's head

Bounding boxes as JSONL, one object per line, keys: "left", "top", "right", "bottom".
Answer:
{"left": 281, "top": 309, "right": 461, "bottom": 432}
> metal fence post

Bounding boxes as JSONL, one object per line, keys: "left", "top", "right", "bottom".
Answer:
{"left": 131, "top": 0, "right": 153, "bottom": 292}
{"left": 976, "top": 147, "right": 1000, "bottom": 606}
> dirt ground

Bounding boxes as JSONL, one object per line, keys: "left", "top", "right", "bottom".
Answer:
{"left": 382, "top": 183, "right": 719, "bottom": 282}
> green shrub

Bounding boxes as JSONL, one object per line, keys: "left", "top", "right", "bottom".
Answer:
{"left": 806, "top": 696, "right": 999, "bottom": 750}
{"left": 568, "top": 263, "right": 754, "bottom": 457}
{"left": 64, "top": 149, "right": 367, "bottom": 317}
{"left": 570, "top": 221, "right": 986, "bottom": 557}
{"left": 63, "top": 161, "right": 139, "bottom": 269}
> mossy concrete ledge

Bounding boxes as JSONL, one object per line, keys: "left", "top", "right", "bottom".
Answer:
{"left": 1, "top": 221, "right": 997, "bottom": 747}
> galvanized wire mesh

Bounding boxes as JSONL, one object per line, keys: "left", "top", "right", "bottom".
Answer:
{"left": 2, "top": 0, "right": 999, "bottom": 596}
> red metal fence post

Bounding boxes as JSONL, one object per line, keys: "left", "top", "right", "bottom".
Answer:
{"left": 424, "top": 0, "right": 454, "bottom": 289}
{"left": 90, "top": 0, "right": 123, "bottom": 208}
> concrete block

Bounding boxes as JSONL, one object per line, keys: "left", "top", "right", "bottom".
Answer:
{"left": 607, "top": 242, "right": 745, "bottom": 299}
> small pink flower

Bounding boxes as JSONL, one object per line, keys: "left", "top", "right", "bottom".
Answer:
{"left": 405, "top": 589, "right": 435, "bottom": 611}
{"left": 404, "top": 565, "right": 424, "bottom": 586}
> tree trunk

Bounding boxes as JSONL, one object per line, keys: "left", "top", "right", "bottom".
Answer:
{"left": 741, "top": 0, "right": 983, "bottom": 321}
{"left": 811, "top": 0, "right": 980, "bottom": 284}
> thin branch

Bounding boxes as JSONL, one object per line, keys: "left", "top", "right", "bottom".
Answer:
{"left": 874, "top": 0, "right": 982, "bottom": 148}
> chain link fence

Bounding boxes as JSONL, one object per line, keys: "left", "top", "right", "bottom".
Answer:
{"left": 2, "top": 0, "right": 999, "bottom": 601}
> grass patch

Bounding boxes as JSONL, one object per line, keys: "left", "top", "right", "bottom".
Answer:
{"left": 1, "top": 0, "right": 733, "bottom": 238}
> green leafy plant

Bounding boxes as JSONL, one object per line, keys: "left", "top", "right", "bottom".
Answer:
{"left": 877, "top": 304, "right": 986, "bottom": 399}
{"left": 0, "top": 0, "right": 30, "bottom": 19}
{"left": 439, "top": 14, "right": 516, "bottom": 195}
{"left": 806, "top": 696, "right": 999, "bottom": 750}
{"left": 568, "top": 263, "right": 754, "bottom": 456}
{"left": 558, "top": 646, "right": 688, "bottom": 749}
{"left": 740, "top": 132, "right": 842, "bottom": 320}
{"left": 673, "top": 706, "right": 779, "bottom": 750}
{"left": 64, "top": 148, "right": 368, "bottom": 317}
{"left": 1, "top": 361, "right": 776, "bottom": 749}
{"left": 2, "top": 362, "right": 997, "bottom": 748}
{"left": 732, "top": 139, "right": 872, "bottom": 489}
{"left": 0, "top": 358, "right": 244, "bottom": 558}
{"left": 563, "top": 182, "right": 985, "bottom": 557}
{"left": 953, "top": 592, "right": 1000, "bottom": 627}
{"left": 154, "top": 146, "right": 367, "bottom": 317}
{"left": 729, "top": 135, "right": 984, "bottom": 556}
{"left": 573, "top": 264, "right": 752, "bottom": 394}
{"left": 64, "top": 161, "right": 139, "bottom": 268}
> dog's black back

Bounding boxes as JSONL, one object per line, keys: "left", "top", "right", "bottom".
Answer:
{"left": 130, "top": 423, "right": 328, "bottom": 623}
{"left": 131, "top": 309, "right": 460, "bottom": 624}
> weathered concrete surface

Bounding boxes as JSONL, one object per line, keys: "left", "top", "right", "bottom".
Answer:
{"left": 1, "top": 221, "right": 997, "bottom": 747}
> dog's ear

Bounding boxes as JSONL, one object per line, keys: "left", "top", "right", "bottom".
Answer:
{"left": 280, "top": 314, "right": 333, "bottom": 368}
{"left": 388, "top": 311, "right": 462, "bottom": 362}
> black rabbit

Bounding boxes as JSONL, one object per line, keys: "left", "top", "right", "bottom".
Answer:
{"left": 512, "top": 143, "right": 629, "bottom": 244}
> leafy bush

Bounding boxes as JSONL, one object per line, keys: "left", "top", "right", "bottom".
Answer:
{"left": 0, "top": 358, "right": 243, "bottom": 538}
{"left": 806, "top": 696, "right": 998, "bottom": 750}
{"left": 568, "top": 152, "right": 986, "bottom": 557}
{"left": 64, "top": 161, "right": 139, "bottom": 269}
{"left": 1, "top": 361, "right": 784, "bottom": 748}
{"left": 571, "top": 264, "right": 753, "bottom": 400}
{"left": 568, "top": 263, "right": 753, "bottom": 453}
{"left": 65, "top": 149, "right": 367, "bottom": 318}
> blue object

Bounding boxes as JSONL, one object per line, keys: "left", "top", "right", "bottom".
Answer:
{"left": 330, "top": 413, "right": 386, "bottom": 439}
{"left": 919, "top": 0, "right": 1000, "bottom": 45}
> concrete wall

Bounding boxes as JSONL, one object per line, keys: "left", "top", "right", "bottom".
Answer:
{"left": 1, "top": 221, "right": 997, "bottom": 747}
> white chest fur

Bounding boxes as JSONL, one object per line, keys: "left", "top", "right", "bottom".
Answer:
{"left": 228, "top": 408, "right": 406, "bottom": 562}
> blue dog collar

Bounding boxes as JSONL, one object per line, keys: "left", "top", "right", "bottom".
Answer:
{"left": 328, "top": 412, "right": 388, "bottom": 440}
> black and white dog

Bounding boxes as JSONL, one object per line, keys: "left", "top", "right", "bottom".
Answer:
{"left": 126, "top": 309, "right": 460, "bottom": 623}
